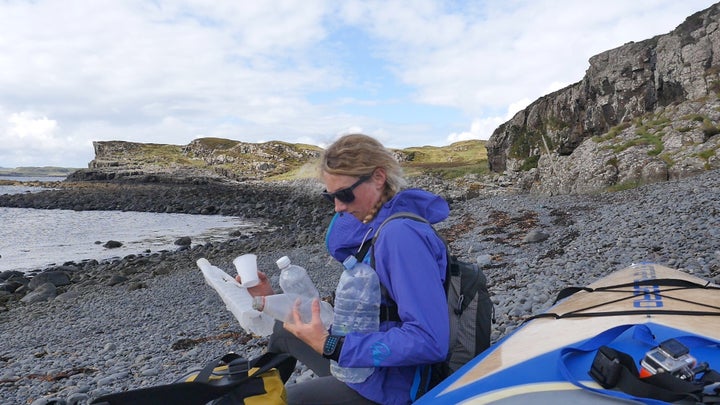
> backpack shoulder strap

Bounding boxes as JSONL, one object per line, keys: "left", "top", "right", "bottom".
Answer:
{"left": 358, "top": 212, "right": 447, "bottom": 273}
{"left": 354, "top": 212, "right": 433, "bottom": 261}
{"left": 378, "top": 212, "right": 430, "bottom": 230}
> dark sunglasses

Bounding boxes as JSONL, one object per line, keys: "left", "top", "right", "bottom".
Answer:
{"left": 321, "top": 175, "right": 371, "bottom": 203}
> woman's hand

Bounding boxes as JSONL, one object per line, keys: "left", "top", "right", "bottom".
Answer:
{"left": 283, "top": 298, "right": 329, "bottom": 354}
{"left": 235, "top": 271, "right": 275, "bottom": 297}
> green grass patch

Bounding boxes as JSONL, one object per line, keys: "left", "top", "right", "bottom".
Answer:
{"left": 266, "top": 160, "right": 322, "bottom": 181}
{"left": 594, "top": 122, "right": 632, "bottom": 143}
{"left": 702, "top": 119, "right": 720, "bottom": 137}
{"left": 710, "top": 80, "right": 720, "bottom": 94}
{"left": 406, "top": 162, "right": 490, "bottom": 179}
{"left": 400, "top": 140, "right": 489, "bottom": 178}
{"left": 607, "top": 126, "right": 664, "bottom": 156}
{"left": 609, "top": 122, "right": 632, "bottom": 138}
{"left": 606, "top": 180, "right": 643, "bottom": 193}
{"left": 658, "top": 153, "right": 675, "bottom": 167}
{"left": 507, "top": 128, "right": 549, "bottom": 171}
{"left": 519, "top": 155, "right": 539, "bottom": 171}
{"left": 193, "top": 137, "right": 240, "bottom": 150}
{"left": 683, "top": 113, "right": 706, "bottom": 122}
{"left": 546, "top": 116, "right": 569, "bottom": 131}
{"left": 647, "top": 116, "right": 670, "bottom": 129}
{"left": 401, "top": 140, "right": 487, "bottom": 165}
{"left": 132, "top": 143, "right": 199, "bottom": 166}
{"left": 697, "top": 149, "right": 716, "bottom": 160}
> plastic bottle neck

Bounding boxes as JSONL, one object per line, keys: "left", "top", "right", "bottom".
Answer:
{"left": 251, "top": 296, "right": 265, "bottom": 311}
{"left": 343, "top": 255, "right": 358, "bottom": 270}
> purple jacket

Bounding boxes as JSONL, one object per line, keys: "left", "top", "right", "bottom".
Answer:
{"left": 325, "top": 189, "right": 450, "bottom": 404}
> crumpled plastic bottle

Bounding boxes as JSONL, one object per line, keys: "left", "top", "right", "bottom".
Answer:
{"left": 330, "top": 255, "right": 380, "bottom": 383}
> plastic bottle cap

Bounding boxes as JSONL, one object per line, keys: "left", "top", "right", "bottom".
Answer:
{"left": 342, "top": 255, "right": 358, "bottom": 270}
{"left": 276, "top": 256, "right": 291, "bottom": 269}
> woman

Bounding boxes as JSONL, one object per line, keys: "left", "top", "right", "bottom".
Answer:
{"left": 243, "top": 134, "right": 450, "bottom": 404}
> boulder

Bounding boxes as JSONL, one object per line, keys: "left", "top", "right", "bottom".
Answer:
{"left": 28, "top": 271, "right": 71, "bottom": 290}
{"left": 106, "top": 275, "right": 128, "bottom": 286}
{"left": 0, "top": 281, "right": 23, "bottom": 293}
{"left": 20, "top": 282, "right": 56, "bottom": 304}
{"left": 55, "top": 290, "right": 80, "bottom": 302}
{"left": 103, "top": 240, "right": 123, "bottom": 249}
{"left": 174, "top": 236, "right": 191, "bottom": 246}
{"left": 522, "top": 230, "right": 550, "bottom": 244}
{"left": 0, "top": 270, "right": 24, "bottom": 281}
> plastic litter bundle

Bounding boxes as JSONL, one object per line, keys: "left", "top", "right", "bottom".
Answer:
{"left": 197, "top": 258, "right": 275, "bottom": 336}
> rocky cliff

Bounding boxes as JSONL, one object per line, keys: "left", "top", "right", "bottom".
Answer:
{"left": 487, "top": 3, "right": 720, "bottom": 195}
{"left": 68, "top": 138, "right": 323, "bottom": 183}
{"left": 68, "top": 137, "right": 488, "bottom": 187}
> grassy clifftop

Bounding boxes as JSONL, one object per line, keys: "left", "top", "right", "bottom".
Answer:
{"left": 400, "top": 140, "right": 489, "bottom": 178}
{"left": 269, "top": 139, "right": 489, "bottom": 180}
{"left": 88, "top": 138, "right": 489, "bottom": 181}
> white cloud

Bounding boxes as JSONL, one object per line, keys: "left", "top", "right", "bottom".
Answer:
{"left": 0, "top": 2, "right": 336, "bottom": 120}
{"left": 7, "top": 112, "right": 58, "bottom": 141}
{"left": 447, "top": 97, "right": 531, "bottom": 143}
{"left": 447, "top": 118, "right": 499, "bottom": 143}
{"left": 507, "top": 98, "right": 531, "bottom": 119}
{"left": 0, "top": 1, "right": 349, "bottom": 167}
{"left": 0, "top": 109, "right": 88, "bottom": 167}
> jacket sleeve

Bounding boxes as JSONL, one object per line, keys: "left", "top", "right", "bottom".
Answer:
{"left": 338, "top": 219, "right": 450, "bottom": 368}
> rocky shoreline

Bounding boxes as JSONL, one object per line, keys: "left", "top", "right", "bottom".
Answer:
{"left": 1, "top": 171, "right": 719, "bottom": 404}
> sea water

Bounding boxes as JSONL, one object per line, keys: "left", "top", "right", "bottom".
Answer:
{"left": 0, "top": 179, "right": 258, "bottom": 273}
{"left": 0, "top": 175, "right": 61, "bottom": 195}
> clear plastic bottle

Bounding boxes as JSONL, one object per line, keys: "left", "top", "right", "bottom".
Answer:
{"left": 277, "top": 256, "right": 320, "bottom": 298}
{"left": 252, "top": 293, "right": 334, "bottom": 328}
{"left": 330, "top": 255, "right": 381, "bottom": 383}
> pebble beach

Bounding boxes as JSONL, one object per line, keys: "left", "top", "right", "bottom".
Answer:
{"left": 1, "top": 169, "right": 719, "bottom": 404}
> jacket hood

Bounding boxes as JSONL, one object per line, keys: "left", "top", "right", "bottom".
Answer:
{"left": 325, "top": 188, "right": 449, "bottom": 263}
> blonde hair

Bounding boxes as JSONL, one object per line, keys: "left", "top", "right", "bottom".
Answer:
{"left": 320, "top": 134, "right": 406, "bottom": 222}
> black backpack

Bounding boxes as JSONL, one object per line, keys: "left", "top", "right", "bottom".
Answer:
{"left": 355, "top": 212, "right": 494, "bottom": 398}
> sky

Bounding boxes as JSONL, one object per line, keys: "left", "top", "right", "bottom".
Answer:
{"left": 1, "top": 0, "right": 717, "bottom": 169}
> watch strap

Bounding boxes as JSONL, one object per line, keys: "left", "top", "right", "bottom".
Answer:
{"left": 322, "top": 335, "right": 344, "bottom": 361}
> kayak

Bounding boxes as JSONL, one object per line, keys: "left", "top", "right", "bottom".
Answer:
{"left": 417, "top": 263, "right": 720, "bottom": 404}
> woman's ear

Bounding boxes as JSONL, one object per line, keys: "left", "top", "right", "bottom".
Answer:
{"left": 371, "top": 167, "right": 387, "bottom": 189}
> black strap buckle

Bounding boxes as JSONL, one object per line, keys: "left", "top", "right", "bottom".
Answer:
{"left": 589, "top": 346, "right": 624, "bottom": 388}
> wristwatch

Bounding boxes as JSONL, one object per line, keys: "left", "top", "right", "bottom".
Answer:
{"left": 322, "top": 335, "right": 344, "bottom": 360}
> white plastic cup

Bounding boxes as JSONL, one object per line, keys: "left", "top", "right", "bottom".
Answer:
{"left": 233, "top": 254, "right": 260, "bottom": 288}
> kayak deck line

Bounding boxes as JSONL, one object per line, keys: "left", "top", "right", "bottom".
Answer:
{"left": 527, "top": 283, "right": 720, "bottom": 322}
